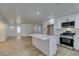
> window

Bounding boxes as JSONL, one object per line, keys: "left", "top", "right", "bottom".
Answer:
{"left": 17, "top": 26, "right": 21, "bottom": 33}
{"left": 10, "top": 26, "right": 14, "bottom": 29}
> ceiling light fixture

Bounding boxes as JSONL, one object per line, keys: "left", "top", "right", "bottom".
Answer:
{"left": 49, "top": 18, "right": 55, "bottom": 24}
{"left": 48, "top": 16, "right": 53, "bottom": 19}
{"left": 78, "top": 6, "right": 79, "bottom": 8}
{"left": 50, "top": 19, "right": 54, "bottom": 22}
{"left": 36, "top": 11, "right": 40, "bottom": 15}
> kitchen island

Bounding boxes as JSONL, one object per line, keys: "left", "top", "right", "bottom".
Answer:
{"left": 29, "top": 34, "right": 57, "bottom": 56}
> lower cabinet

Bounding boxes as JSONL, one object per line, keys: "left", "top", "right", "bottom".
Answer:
{"left": 57, "top": 35, "right": 60, "bottom": 45}
{"left": 74, "top": 35, "right": 79, "bottom": 50}
{"left": 32, "top": 36, "right": 57, "bottom": 56}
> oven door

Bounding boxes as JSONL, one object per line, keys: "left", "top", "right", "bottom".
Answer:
{"left": 60, "top": 37, "right": 73, "bottom": 47}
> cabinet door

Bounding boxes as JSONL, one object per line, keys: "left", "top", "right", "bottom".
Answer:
{"left": 62, "top": 17, "right": 67, "bottom": 23}
{"left": 68, "top": 15, "right": 75, "bottom": 22}
{"left": 74, "top": 36, "right": 79, "bottom": 50}
{"left": 75, "top": 13, "right": 79, "bottom": 28}
{"left": 56, "top": 35, "right": 60, "bottom": 44}
{"left": 75, "top": 19, "right": 79, "bottom": 28}
{"left": 62, "top": 14, "right": 75, "bottom": 23}
{"left": 56, "top": 18, "right": 62, "bottom": 29}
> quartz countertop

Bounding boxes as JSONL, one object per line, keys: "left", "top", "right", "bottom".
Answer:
{"left": 29, "top": 34, "right": 55, "bottom": 40}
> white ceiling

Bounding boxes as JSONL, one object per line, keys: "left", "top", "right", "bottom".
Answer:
{"left": 0, "top": 3, "right": 79, "bottom": 24}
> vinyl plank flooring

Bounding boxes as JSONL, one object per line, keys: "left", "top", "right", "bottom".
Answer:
{"left": 0, "top": 37, "right": 79, "bottom": 56}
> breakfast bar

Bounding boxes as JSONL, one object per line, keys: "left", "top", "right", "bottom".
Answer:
{"left": 30, "top": 34, "right": 57, "bottom": 56}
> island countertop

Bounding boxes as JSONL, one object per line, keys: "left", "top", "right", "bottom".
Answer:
{"left": 29, "top": 34, "right": 55, "bottom": 40}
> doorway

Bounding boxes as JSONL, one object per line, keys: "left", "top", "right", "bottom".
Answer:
{"left": 47, "top": 24, "right": 54, "bottom": 35}
{"left": 16, "top": 25, "right": 21, "bottom": 39}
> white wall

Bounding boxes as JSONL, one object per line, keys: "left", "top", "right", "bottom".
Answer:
{"left": 21, "top": 24, "right": 35, "bottom": 37}
{"left": 0, "top": 20, "right": 7, "bottom": 41}
{"left": 35, "top": 24, "right": 43, "bottom": 34}
{"left": 7, "top": 23, "right": 35, "bottom": 37}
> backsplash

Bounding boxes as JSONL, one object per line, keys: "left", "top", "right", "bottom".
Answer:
{"left": 75, "top": 28, "right": 79, "bottom": 35}
{"left": 62, "top": 27, "right": 75, "bottom": 33}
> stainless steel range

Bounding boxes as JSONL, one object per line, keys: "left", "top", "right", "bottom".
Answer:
{"left": 60, "top": 21, "right": 75, "bottom": 49}
{"left": 60, "top": 33, "right": 75, "bottom": 47}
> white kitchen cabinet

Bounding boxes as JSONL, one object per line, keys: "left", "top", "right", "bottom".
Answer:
{"left": 75, "top": 19, "right": 79, "bottom": 28}
{"left": 61, "top": 16, "right": 69, "bottom": 23}
{"left": 56, "top": 35, "right": 60, "bottom": 44}
{"left": 67, "top": 14, "right": 75, "bottom": 21}
{"left": 56, "top": 18, "right": 62, "bottom": 44}
{"left": 75, "top": 13, "right": 79, "bottom": 28}
{"left": 31, "top": 34, "right": 57, "bottom": 56}
{"left": 62, "top": 14, "right": 75, "bottom": 23}
{"left": 74, "top": 35, "right": 79, "bottom": 50}
{"left": 56, "top": 18, "right": 62, "bottom": 29}
{"left": 56, "top": 15, "right": 75, "bottom": 28}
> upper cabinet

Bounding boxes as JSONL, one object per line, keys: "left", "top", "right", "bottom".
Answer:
{"left": 56, "top": 14, "right": 76, "bottom": 29}
{"left": 75, "top": 13, "right": 79, "bottom": 28}
{"left": 56, "top": 18, "right": 62, "bottom": 29}
{"left": 62, "top": 14, "right": 75, "bottom": 23}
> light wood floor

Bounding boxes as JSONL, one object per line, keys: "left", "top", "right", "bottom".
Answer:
{"left": 0, "top": 37, "right": 45, "bottom": 56}
{"left": 0, "top": 37, "right": 79, "bottom": 56}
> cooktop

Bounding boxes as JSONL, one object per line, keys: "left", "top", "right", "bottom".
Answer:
{"left": 60, "top": 33, "right": 75, "bottom": 36}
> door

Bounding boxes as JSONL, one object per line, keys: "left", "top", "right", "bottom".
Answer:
{"left": 47, "top": 24, "right": 54, "bottom": 35}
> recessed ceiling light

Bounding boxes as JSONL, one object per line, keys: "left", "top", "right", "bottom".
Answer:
{"left": 48, "top": 16, "right": 53, "bottom": 19}
{"left": 36, "top": 11, "right": 40, "bottom": 15}
{"left": 78, "top": 6, "right": 79, "bottom": 8}
{"left": 50, "top": 18, "right": 54, "bottom": 22}
{"left": 49, "top": 18, "right": 55, "bottom": 24}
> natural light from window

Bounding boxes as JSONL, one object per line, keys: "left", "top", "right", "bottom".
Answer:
{"left": 17, "top": 26, "right": 21, "bottom": 33}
